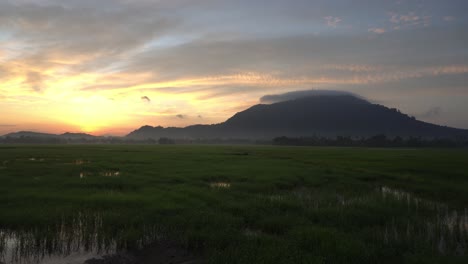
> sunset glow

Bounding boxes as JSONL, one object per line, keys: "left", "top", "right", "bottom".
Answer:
{"left": 1, "top": 0, "right": 467, "bottom": 135}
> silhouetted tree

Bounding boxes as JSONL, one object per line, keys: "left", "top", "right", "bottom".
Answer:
{"left": 158, "top": 137, "right": 175, "bottom": 145}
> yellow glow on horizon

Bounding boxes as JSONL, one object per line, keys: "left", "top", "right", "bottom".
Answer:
{"left": 5, "top": 52, "right": 466, "bottom": 136}
{"left": 56, "top": 96, "right": 130, "bottom": 134}
{"left": 0, "top": 68, "right": 358, "bottom": 135}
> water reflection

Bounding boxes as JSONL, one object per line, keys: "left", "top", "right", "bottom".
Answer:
{"left": 262, "top": 186, "right": 467, "bottom": 255}
{"left": 0, "top": 214, "right": 117, "bottom": 264}
{"left": 78, "top": 171, "right": 121, "bottom": 179}
{"left": 0, "top": 213, "right": 161, "bottom": 264}
{"left": 1, "top": 184, "right": 466, "bottom": 262}
{"left": 209, "top": 182, "right": 231, "bottom": 188}
{"left": 100, "top": 171, "right": 120, "bottom": 177}
{"left": 28, "top": 158, "right": 45, "bottom": 162}
{"left": 379, "top": 186, "right": 467, "bottom": 255}
{"left": 73, "top": 160, "right": 89, "bottom": 165}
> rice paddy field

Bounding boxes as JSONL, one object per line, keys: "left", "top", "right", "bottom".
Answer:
{"left": 0, "top": 145, "right": 467, "bottom": 264}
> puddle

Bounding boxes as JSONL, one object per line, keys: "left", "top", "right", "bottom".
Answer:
{"left": 243, "top": 228, "right": 262, "bottom": 238}
{"left": 209, "top": 182, "right": 231, "bottom": 188}
{"left": 79, "top": 172, "right": 91, "bottom": 179}
{"left": 263, "top": 186, "right": 467, "bottom": 255}
{"left": 28, "top": 158, "right": 45, "bottom": 162}
{"left": 65, "top": 159, "right": 91, "bottom": 165}
{"left": 73, "top": 159, "right": 89, "bottom": 165}
{"left": 0, "top": 214, "right": 165, "bottom": 264}
{"left": 100, "top": 171, "right": 120, "bottom": 177}
{"left": 378, "top": 186, "right": 468, "bottom": 255}
{"left": 268, "top": 195, "right": 286, "bottom": 202}
{"left": 0, "top": 240, "right": 108, "bottom": 264}
{"left": 0, "top": 214, "right": 120, "bottom": 264}
{"left": 78, "top": 171, "right": 121, "bottom": 178}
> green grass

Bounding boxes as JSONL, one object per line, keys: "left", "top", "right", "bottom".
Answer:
{"left": 0, "top": 145, "right": 467, "bottom": 263}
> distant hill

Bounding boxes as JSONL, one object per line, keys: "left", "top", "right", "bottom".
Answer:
{"left": 2, "top": 131, "right": 59, "bottom": 138}
{"left": 3, "top": 94, "right": 467, "bottom": 141}
{"left": 127, "top": 95, "right": 468, "bottom": 139}
{"left": 0, "top": 131, "right": 128, "bottom": 144}
{"left": 3, "top": 131, "right": 97, "bottom": 139}
{"left": 60, "top": 132, "right": 96, "bottom": 139}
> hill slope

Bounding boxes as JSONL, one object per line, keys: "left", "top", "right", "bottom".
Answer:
{"left": 2, "top": 131, "right": 97, "bottom": 139}
{"left": 127, "top": 95, "right": 468, "bottom": 139}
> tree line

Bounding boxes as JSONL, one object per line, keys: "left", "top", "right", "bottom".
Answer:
{"left": 1, "top": 134, "right": 468, "bottom": 147}
{"left": 272, "top": 135, "right": 468, "bottom": 148}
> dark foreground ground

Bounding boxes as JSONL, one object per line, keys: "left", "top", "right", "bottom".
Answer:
{"left": 0, "top": 145, "right": 467, "bottom": 263}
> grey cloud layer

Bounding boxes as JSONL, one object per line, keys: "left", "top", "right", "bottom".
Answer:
{"left": 260, "top": 90, "right": 361, "bottom": 104}
{"left": 3, "top": 0, "right": 467, "bottom": 80}
{"left": 0, "top": 0, "right": 179, "bottom": 86}
{"left": 1, "top": 0, "right": 467, "bottom": 128}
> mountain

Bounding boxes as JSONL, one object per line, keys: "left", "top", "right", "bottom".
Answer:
{"left": 60, "top": 132, "right": 96, "bottom": 139}
{"left": 127, "top": 95, "right": 468, "bottom": 139}
{"left": 2, "top": 131, "right": 59, "bottom": 138}
{"left": 2, "top": 131, "right": 98, "bottom": 139}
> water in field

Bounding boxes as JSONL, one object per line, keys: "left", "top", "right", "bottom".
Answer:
{"left": 209, "top": 182, "right": 231, "bottom": 188}
{"left": 377, "top": 186, "right": 467, "bottom": 255}
{"left": 0, "top": 213, "right": 119, "bottom": 264}
{"left": 100, "top": 170, "right": 120, "bottom": 177}
{"left": 78, "top": 171, "right": 120, "bottom": 179}
{"left": 0, "top": 212, "right": 163, "bottom": 264}
{"left": 265, "top": 185, "right": 468, "bottom": 256}
{"left": 28, "top": 158, "right": 45, "bottom": 162}
{"left": 73, "top": 159, "right": 89, "bottom": 165}
{"left": 0, "top": 235, "right": 107, "bottom": 264}
{"left": 0, "top": 185, "right": 467, "bottom": 263}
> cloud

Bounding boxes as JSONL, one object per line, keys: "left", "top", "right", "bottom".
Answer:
{"left": 443, "top": 16, "right": 455, "bottom": 22}
{"left": 324, "top": 16, "right": 342, "bottom": 27}
{"left": 122, "top": 26, "right": 468, "bottom": 86}
{"left": 176, "top": 114, "right": 186, "bottom": 119}
{"left": 389, "top": 12, "right": 431, "bottom": 29}
{"left": 323, "top": 64, "right": 381, "bottom": 73}
{"left": 368, "top": 28, "right": 386, "bottom": 34}
{"left": 25, "top": 72, "right": 43, "bottom": 92}
{"left": 0, "top": 0, "right": 179, "bottom": 93}
{"left": 0, "top": 0, "right": 467, "bottom": 130}
{"left": 419, "top": 107, "right": 442, "bottom": 119}
{"left": 260, "top": 90, "right": 363, "bottom": 104}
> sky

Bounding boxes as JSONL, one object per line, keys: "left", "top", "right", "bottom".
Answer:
{"left": 0, "top": 0, "right": 467, "bottom": 135}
